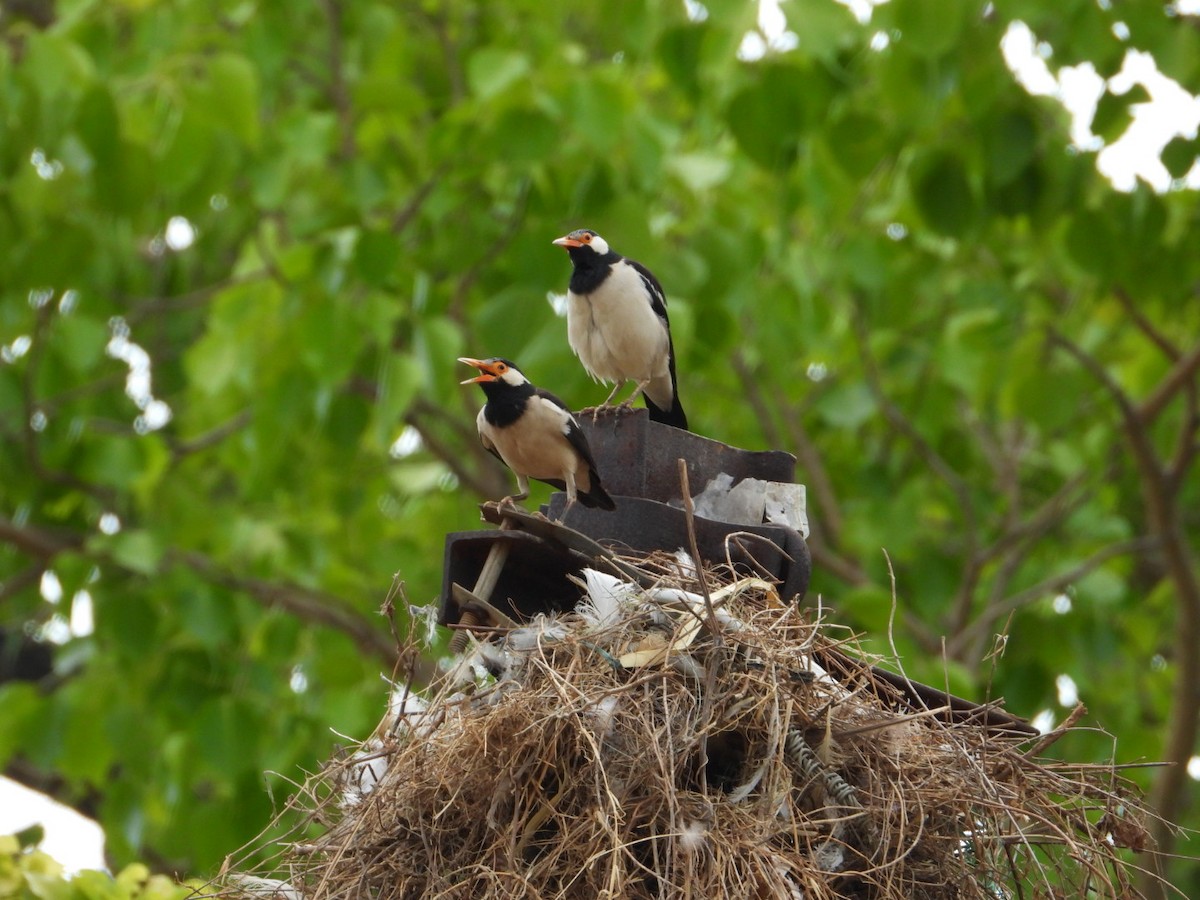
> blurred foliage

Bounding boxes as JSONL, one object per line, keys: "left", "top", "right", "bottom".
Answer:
{"left": 1, "top": 0, "right": 1198, "bottom": 891}
{"left": 0, "top": 831, "right": 194, "bottom": 900}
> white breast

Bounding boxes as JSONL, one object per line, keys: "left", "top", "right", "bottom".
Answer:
{"left": 478, "top": 399, "right": 593, "bottom": 489}
{"left": 567, "top": 261, "right": 670, "bottom": 387}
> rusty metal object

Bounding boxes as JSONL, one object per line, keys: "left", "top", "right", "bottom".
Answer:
{"left": 576, "top": 408, "right": 795, "bottom": 504}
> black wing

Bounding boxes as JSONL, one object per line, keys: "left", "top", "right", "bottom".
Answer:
{"left": 626, "top": 257, "right": 670, "bottom": 324}
{"left": 534, "top": 387, "right": 603, "bottom": 474}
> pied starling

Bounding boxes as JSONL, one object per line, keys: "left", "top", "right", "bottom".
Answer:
{"left": 552, "top": 229, "right": 688, "bottom": 430}
{"left": 459, "top": 356, "right": 616, "bottom": 513}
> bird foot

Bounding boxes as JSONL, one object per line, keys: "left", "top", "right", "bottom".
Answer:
{"left": 580, "top": 404, "right": 618, "bottom": 424}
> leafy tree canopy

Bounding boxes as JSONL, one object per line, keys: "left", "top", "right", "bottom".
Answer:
{"left": 1, "top": 0, "right": 1197, "bottom": 893}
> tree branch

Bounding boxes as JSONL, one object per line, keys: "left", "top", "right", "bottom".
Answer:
{"left": 0, "top": 515, "right": 399, "bottom": 668}
{"left": 948, "top": 537, "right": 1158, "bottom": 660}
{"left": 1050, "top": 329, "right": 1200, "bottom": 867}
{"left": 173, "top": 550, "right": 398, "bottom": 665}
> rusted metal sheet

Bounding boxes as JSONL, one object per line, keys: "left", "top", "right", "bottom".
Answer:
{"left": 577, "top": 408, "right": 796, "bottom": 504}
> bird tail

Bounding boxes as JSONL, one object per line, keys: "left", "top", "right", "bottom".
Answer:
{"left": 579, "top": 473, "right": 617, "bottom": 510}
{"left": 645, "top": 393, "right": 688, "bottom": 431}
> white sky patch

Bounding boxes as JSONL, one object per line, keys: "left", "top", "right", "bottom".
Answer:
{"left": 389, "top": 425, "right": 424, "bottom": 459}
{"left": 1188, "top": 755, "right": 1200, "bottom": 781}
{"left": 1002, "top": 21, "right": 1200, "bottom": 191}
{"left": 738, "top": 0, "right": 799, "bottom": 60}
{"left": 806, "top": 361, "right": 829, "bottom": 382}
{"left": 1052, "top": 592, "right": 1072, "bottom": 614}
{"left": 0, "top": 778, "right": 106, "bottom": 874}
{"left": 290, "top": 666, "right": 309, "bottom": 694}
{"left": 70, "top": 590, "right": 94, "bottom": 638}
{"left": 1030, "top": 708, "right": 1055, "bottom": 734}
{"left": 99, "top": 512, "right": 121, "bottom": 535}
{"left": 40, "top": 570, "right": 63, "bottom": 604}
{"left": 1055, "top": 673, "right": 1079, "bottom": 707}
{"left": 106, "top": 317, "right": 173, "bottom": 433}
{"left": 1, "top": 334, "right": 32, "bottom": 364}
{"left": 41, "top": 615, "right": 72, "bottom": 645}
{"left": 58, "top": 290, "right": 79, "bottom": 314}
{"left": 30, "top": 148, "right": 64, "bottom": 180}
{"left": 164, "top": 215, "right": 197, "bottom": 251}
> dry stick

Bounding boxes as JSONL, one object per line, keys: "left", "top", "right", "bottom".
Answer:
{"left": 448, "top": 515, "right": 515, "bottom": 654}
{"left": 1023, "top": 703, "right": 1089, "bottom": 758}
{"left": 676, "top": 458, "right": 720, "bottom": 646}
{"left": 675, "top": 457, "right": 726, "bottom": 803}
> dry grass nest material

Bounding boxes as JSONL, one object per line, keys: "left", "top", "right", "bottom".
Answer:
{"left": 223, "top": 553, "right": 1155, "bottom": 899}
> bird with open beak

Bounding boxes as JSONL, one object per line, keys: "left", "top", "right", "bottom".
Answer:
{"left": 553, "top": 229, "right": 688, "bottom": 430}
{"left": 459, "top": 356, "right": 616, "bottom": 514}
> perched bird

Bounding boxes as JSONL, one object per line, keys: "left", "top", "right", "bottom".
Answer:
{"left": 459, "top": 356, "right": 616, "bottom": 512}
{"left": 552, "top": 229, "right": 688, "bottom": 430}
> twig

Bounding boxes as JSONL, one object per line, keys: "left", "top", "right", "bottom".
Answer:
{"left": 676, "top": 458, "right": 720, "bottom": 647}
{"left": 1024, "top": 703, "right": 1089, "bottom": 757}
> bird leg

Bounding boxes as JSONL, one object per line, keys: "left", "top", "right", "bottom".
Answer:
{"left": 616, "top": 378, "right": 653, "bottom": 411}
{"left": 499, "top": 475, "right": 531, "bottom": 509}
{"left": 554, "top": 471, "right": 579, "bottom": 522}
{"left": 583, "top": 380, "right": 628, "bottom": 423}
{"left": 601, "top": 380, "right": 627, "bottom": 407}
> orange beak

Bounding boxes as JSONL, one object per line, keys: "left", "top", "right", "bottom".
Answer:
{"left": 458, "top": 357, "right": 501, "bottom": 384}
{"left": 552, "top": 235, "right": 583, "bottom": 248}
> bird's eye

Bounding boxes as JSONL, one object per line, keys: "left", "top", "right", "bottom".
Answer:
{"left": 497, "top": 363, "right": 507, "bottom": 372}
{"left": 581, "top": 234, "right": 591, "bottom": 243}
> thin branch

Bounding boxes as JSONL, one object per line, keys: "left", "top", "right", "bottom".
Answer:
{"left": 852, "top": 301, "right": 979, "bottom": 548}
{"left": 1050, "top": 329, "right": 1200, "bottom": 867}
{"left": 174, "top": 550, "right": 398, "bottom": 665}
{"left": 948, "top": 537, "right": 1159, "bottom": 659}
{"left": 731, "top": 348, "right": 846, "bottom": 545}
{"left": 0, "top": 564, "right": 47, "bottom": 603}
{"left": 0, "top": 515, "right": 398, "bottom": 667}
{"left": 170, "top": 409, "right": 253, "bottom": 461}
{"left": 125, "top": 271, "right": 271, "bottom": 326}
{"left": 392, "top": 173, "right": 441, "bottom": 236}
{"left": 403, "top": 402, "right": 509, "bottom": 501}
{"left": 447, "top": 178, "right": 531, "bottom": 329}
{"left": 1138, "top": 341, "right": 1200, "bottom": 425}
{"left": 0, "top": 517, "right": 83, "bottom": 560}
{"left": 320, "top": 0, "right": 357, "bottom": 161}
{"left": 1113, "top": 287, "right": 1179, "bottom": 361}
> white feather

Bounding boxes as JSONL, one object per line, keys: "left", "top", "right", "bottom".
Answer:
{"left": 574, "top": 567, "right": 638, "bottom": 627}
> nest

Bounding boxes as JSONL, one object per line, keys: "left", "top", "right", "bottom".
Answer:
{"left": 220, "top": 554, "right": 1154, "bottom": 899}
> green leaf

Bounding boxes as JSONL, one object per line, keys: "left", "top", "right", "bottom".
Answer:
{"left": 75, "top": 85, "right": 120, "bottom": 171}
{"left": 467, "top": 48, "right": 530, "bottom": 100}
{"left": 815, "top": 382, "right": 876, "bottom": 429}
{"left": 726, "top": 63, "right": 825, "bottom": 169}
{"left": 668, "top": 152, "right": 730, "bottom": 192}
{"left": 0, "top": 684, "right": 43, "bottom": 767}
{"left": 207, "top": 54, "right": 261, "bottom": 148}
{"left": 52, "top": 314, "right": 108, "bottom": 373}
{"left": 885, "top": 0, "right": 964, "bottom": 59}
{"left": 1090, "top": 84, "right": 1151, "bottom": 144}
{"left": 983, "top": 109, "right": 1037, "bottom": 186}
{"left": 910, "top": 150, "right": 977, "bottom": 237}
{"left": 106, "top": 530, "right": 166, "bottom": 576}
{"left": 1160, "top": 134, "right": 1199, "bottom": 180}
